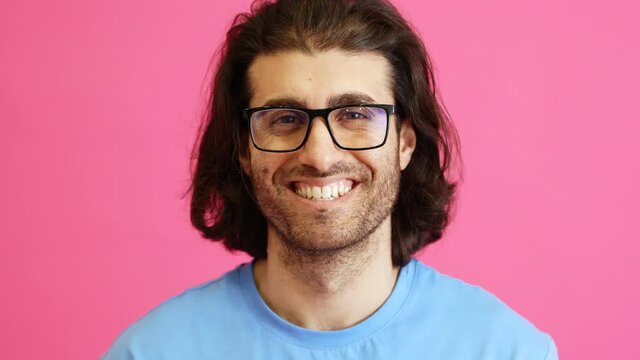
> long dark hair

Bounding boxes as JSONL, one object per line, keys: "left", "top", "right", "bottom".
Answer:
{"left": 188, "top": 0, "right": 461, "bottom": 267}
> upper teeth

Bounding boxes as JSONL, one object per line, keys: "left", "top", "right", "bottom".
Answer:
{"left": 294, "top": 181, "right": 353, "bottom": 200}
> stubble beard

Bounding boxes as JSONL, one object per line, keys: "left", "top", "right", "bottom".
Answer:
{"left": 250, "top": 157, "right": 401, "bottom": 290}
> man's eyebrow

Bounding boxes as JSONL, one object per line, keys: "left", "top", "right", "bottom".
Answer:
{"left": 262, "top": 97, "right": 307, "bottom": 108}
{"left": 261, "top": 92, "right": 378, "bottom": 109}
{"left": 327, "top": 92, "right": 377, "bottom": 107}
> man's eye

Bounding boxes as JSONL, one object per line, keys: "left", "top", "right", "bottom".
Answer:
{"left": 337, "top": 108, "right": 371, "bottom": 121}
{"left": 267, "top": 111, "right": 306, "bottom": 126}
{"left": 274, "top": 116, "right": 300, "bottom": 124}
{"left": 345, "top": 112, "right": 368, "bottom": 120}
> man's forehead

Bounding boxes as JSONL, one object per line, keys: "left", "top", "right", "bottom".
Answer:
{"left": 247, "top": 49, "right": 394, "bottom": 108}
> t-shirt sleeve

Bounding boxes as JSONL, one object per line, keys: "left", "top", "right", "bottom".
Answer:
{"left": 100, "top": 346, "right": 132, "bottom": 359}
{"left": 544, "top": 335, "right": 559, "bottom": 360}
{"left": 100, "top": 333, "right": 141, "bottom": 360}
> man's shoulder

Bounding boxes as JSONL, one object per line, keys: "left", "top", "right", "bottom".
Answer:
{"left": 136, "top": 264, "right": 243, "bottom": 321}
{"left": 101, "top": 264, "right": 248, "bottom": 359}
{"left": 406, "top": 259, "right": 557, "bottom": 359}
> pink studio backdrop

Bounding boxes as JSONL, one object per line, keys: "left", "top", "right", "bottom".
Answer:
{"left": 1, "top": 0, "right": 638, "bottom": 358}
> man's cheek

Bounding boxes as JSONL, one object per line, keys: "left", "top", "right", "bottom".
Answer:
{"left": 258, "top": 166, "right": 270, "bottom": 178}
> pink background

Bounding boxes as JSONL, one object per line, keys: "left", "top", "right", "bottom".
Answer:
{"left": 1, "top": 0, "right": 638, "bottom": 358}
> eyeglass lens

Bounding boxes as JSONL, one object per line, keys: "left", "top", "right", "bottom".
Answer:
{"left": 250, "top": 106, "right": 388, "bottom": 151}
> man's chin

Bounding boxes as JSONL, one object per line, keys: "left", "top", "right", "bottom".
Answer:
{"left": 279, "top": 231, "right": 364, "bottom": 254}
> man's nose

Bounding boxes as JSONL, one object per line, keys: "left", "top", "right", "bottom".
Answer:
{"left": 296, "top": 117, "right": 345, "bottom": 173}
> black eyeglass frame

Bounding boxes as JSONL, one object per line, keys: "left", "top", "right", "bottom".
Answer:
{"left": 242, "top": 104, "right": 397, "bottom": 153}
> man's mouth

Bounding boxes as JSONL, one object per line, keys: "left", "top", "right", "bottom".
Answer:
{"left": 290, "top": 180, "right": 355, "bottom": 201}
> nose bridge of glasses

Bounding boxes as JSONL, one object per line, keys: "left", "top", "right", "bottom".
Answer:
{"left": 296, "top": 111, "right": 345, "bottom": 171}
{"left": 292, "top": 108, "right": 335, "bottom": 153}
{"left": 306, "top": 108, "right": 333, "bottom": 124}
{"left": 305, "top": 112, "right": 336, "bottom": 146}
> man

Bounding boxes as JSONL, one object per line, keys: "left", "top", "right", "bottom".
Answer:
{"left": 103, "top": 0, "right": 558, "bottom": 358}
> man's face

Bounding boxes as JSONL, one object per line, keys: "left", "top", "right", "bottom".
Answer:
{"left": 241, "top": 49, "right": 415, "bottom": 253}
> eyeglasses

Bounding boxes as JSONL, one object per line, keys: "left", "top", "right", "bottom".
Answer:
{"left": 243, "top": 104, "right": 396, "bottom": 152}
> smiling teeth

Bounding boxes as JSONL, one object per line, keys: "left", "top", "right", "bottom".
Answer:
{"left": 295, "top": 182, "right": 353, "bottom": 200}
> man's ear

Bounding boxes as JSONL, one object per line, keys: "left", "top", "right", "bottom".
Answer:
{"left": 398, "top": 120, "right": 416, "bottom": 171}
{"left": 239, "top": 150, "right": 252, "bottom": 177}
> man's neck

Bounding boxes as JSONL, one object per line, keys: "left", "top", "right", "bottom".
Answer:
{"left": 252, "top": 217, "right": 400, "bottom": 331}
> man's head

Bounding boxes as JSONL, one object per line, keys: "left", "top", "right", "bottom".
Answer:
{"left": 240, "top": 49, "right": 414, "bottom": 262}
{"left": 190, "top": 0, "right": 459, "bottom": 267}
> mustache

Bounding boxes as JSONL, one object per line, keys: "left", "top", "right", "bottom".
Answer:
{"left": 277, "top": 162, "right": 371, "bottom": 181}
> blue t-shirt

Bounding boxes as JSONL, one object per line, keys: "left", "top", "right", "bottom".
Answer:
{"left": 102, "top": 259, "right": 558, "bottom": 359}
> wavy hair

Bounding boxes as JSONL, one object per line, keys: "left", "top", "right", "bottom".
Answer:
{"left": 188, "top": 0, "right": 461, "bottom": 267}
